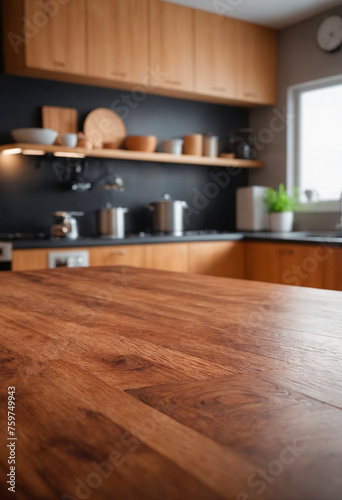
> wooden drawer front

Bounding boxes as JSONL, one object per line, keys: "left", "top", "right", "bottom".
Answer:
{"left": 12, "top": 249, "right": 48, "bottom": 271}
{"left": 88, "top": 246, "right": 147, "bottom": 268}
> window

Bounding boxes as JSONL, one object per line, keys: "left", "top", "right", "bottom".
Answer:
{"left": 288, "top": 76, "right": 342, "bottom": 204}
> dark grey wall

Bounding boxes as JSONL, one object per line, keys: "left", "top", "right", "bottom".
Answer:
{"left": 0, "top": 6, "right": 249, "bottom": 236}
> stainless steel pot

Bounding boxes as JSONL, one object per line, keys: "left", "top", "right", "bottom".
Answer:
{"left": 98, "top": 206, "right": 129, "bottom": 239}
{"left": 146, "top": 194, "right": 188, "bottom": 236}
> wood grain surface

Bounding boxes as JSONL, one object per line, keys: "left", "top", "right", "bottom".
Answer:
{"left": 0, "top": 266, "right": 342, "bottom": 500}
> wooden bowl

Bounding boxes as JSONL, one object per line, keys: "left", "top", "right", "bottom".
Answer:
{"left": 103, "top": 142, "right": 121, "bottom": 149}
{"left": 220, "top": 153, "right": 236, "bottom": 159}
{"left": 77, "top": 138, "right": 93, "bottom": 149}
{"left": 77, "top": 133, "right": 93, "bottom": 149}
{"left": 124, "top": 136, "right": 157, "bottom": 153}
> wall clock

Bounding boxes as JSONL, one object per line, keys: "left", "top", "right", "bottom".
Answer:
{"left": 317, "top": 15, "right": 342, "bottom": 53}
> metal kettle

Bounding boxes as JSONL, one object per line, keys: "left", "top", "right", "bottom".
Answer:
{"left": 51, "top": 211, "right": 84, "bottom": 240}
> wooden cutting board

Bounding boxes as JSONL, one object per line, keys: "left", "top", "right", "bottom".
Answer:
{"left": 42, "top": 106, "right": 78, "bottom": 144}
{"left": 84, "top": 108, "right": 126, "bottom": 148}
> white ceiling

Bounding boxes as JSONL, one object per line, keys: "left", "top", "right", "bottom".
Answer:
{"left": 161, "top": 0, "right": 342, "bottom": 29}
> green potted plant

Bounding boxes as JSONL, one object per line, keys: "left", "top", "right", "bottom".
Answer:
{"left": 263, "top": 184, "right": 298, "bottom": 232}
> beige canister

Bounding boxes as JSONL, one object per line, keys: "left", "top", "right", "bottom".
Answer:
{"left": 183, "top": 134, "right": 203, "bottom": 156}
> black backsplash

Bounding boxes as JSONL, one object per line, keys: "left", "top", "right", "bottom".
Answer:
{"left": 0, "top": 7, "right": 248, "bottom": 236}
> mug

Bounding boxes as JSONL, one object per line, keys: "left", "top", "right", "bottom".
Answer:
{"left": 61, "top": 133, "right": 78, "bottom": 148}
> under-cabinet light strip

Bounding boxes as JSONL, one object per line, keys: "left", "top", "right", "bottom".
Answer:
{"left": 22, "top": 149, "right": 46, "bottom": 156}
{"left": 53, "top": 152, "right": 86, "bottom": 159}
{"left": 0, "top": 148, "right": 22, "bottom": 156}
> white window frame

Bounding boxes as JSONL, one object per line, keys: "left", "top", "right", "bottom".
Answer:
{"left": 287, "top": 74, "right": 342, "bottom": 213}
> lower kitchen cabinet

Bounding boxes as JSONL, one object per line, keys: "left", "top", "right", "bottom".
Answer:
{"left": 12, "top": 242, "right": 342, "bottom": 292}
{"left": 245, "top": 241, "right": 337, "bottom": 290}
{"left": 323, "top": 248, "right": 342, "bottom": 291}
{"left": 188, "top": 241, "right": 245, "bottom": 279}
{"left": 144, "top": 244, "right": 189, "bottom": 272}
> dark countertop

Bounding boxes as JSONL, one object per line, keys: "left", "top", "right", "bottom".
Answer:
{"left": 245, "top": 231, "right": 342, "bottom": 246}
{"left": 11, "top": 232, "right": 245, "bottom": 249}
{"left": 9, "top": 231, "right": 342, "bottom": 250}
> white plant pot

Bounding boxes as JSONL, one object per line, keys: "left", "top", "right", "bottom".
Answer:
{"left": 269, "top": 211, "right": 294, "bottom": 232}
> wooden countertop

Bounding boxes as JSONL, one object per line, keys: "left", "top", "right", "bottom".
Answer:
{"left": 1, "top": 266, "right": 342, "bottom": 499}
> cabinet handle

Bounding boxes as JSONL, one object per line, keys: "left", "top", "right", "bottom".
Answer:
{"left": 244, "top": 92, "right": 256, "bottom": 97}
{"left": 53, "top": 61, "right": 66, "bottom": 68}
{"left": 111, "top": 71, "right": 127, "bottom": 78}
{"left": 109, "top": 250, "right": 126, "bottom": 256}
{"left": 279, "top": 249, "right": 294, "bottom": 255}
{"left": 165, "top": 79, "right": 182, "bottom": 86}
{"left": 211, "top": 86, "right": 226, "bottom": 92}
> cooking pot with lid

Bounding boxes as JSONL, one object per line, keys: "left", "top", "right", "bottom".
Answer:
{"left": 98, "top": 205, "right": 129, "bottom": 239}
{"left": 145, "top": 194, "right": 188, "bottom": 236}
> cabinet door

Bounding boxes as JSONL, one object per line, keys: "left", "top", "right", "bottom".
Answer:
{"left": 24, "top": 0, "right": 86, "bottom": 74}
{"left": 89, "top": 246, "right": 147, "bottom": 268}
{"left": 188, "top": 242, "right": 245, "bottom": 279}
{"left": 323, "top": 247, "right": 342, "bottom": 291}
{"left": 87, "top": 0, "right": 148, "bottom": 84}
{"left": 245, "top": 242, "right": 279, "bottom": 284}
{"left": 149, "top": 0, "right": 194, "bottom": 92}
{"left": 237, "top": 21, "right": 277, "bottom": 105}
{"left": 194, "top": 11, "right": 238, "bottom": 99}
{"left": 144, "top": 244, "right": 189, "bottom": 273}
{"left": 245, "top": 242, "right": 326, "bottom": 289}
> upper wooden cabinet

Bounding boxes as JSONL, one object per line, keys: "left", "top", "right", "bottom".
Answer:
{"left": 149, "top": 0, "right": 194, "bottom": 92}
{"left": 237, "top": 21, "right": 277, "bottom": 105}
{"left": 2, "top": 0, "right": 277, "bottom": 106}
{"left": 194, "top": 11, "right": 238, "bottom": 100}
{"left": 3, "top": 0, "right": 86, "bottom": 76}
{"left": 87, "top": 0, "right": 148, "bottom": 85}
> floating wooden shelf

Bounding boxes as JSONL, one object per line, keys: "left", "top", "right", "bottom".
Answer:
{"left": 0, "top": 143, "right": 264, "bottom": 168}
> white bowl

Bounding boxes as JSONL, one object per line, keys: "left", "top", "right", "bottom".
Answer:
{"left": 11, "top": 128, "right": 58, "bottom": 145}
